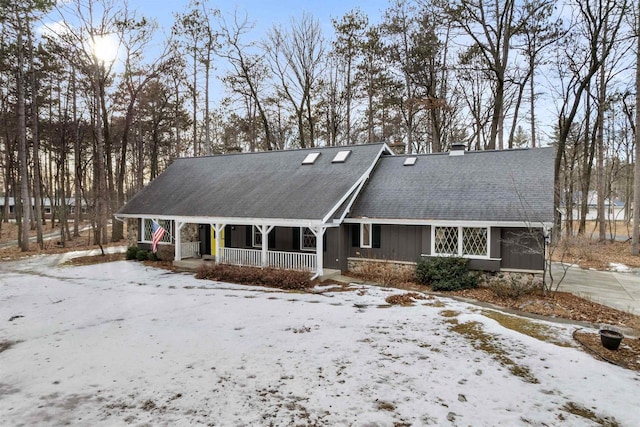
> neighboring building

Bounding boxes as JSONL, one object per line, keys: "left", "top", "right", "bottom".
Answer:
{"left": 561, "top": 191, "right": 627, "bottom": 222}
{"left": 116, "top": 143, "right": 555, "bottom": 278}
{"left": 0, "top": 197, "right": 88, "bottom": 220}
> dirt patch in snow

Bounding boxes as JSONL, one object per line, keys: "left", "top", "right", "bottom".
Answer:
{"left": 573, "top": 330, "right": 640, "bottom": 372}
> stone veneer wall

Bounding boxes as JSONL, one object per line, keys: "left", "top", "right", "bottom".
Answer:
{"left": 182, "top": 223, "right": 199, "bottom": 242}
{"left": 126, "top": 218, "right": 137, "bottom": 247}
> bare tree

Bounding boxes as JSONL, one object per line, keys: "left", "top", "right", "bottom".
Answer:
{"left": 112, "top": 11, "right": 172, "bottom": 241}
{"left": 218, "top": 11, "right": 273, "bottom": 151}
{"left": 265, "top": 13, "right": 325, "bottom": 148}
{"left": 552, "top": 0, "right": 627, "bottom": 241}
{"left": 632, "top": 1, "right": 640, "bottom": 254}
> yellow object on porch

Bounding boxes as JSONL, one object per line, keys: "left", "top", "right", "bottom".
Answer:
{"left": 211, "top": 227, "right": 224, "bottom": 256}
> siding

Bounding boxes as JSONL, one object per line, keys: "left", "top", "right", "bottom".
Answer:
{"left": 500, "top": 228, "right": 545, "bottom": 271}
{"left": 348, "top": 224, "right": 423, "bottom": 262}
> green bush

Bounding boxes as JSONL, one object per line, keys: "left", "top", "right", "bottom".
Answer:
{"left": 147, "top": 252, "right": 159, "bottom": 262}
{"left": 196, "top": 264, "right": 312, "bottom": 290}
{"left": 415, "top": 256, "right": 478, "bottom": 291}
{"left": 126, "top": 246, "right": 139, "bottom": 260}
{"left": 136, "top": 249, "right": 149, "bottom": 261}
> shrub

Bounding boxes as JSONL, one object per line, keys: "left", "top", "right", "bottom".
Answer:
{"left": 126, "top": 246, "right": 139, "bottom": 260}
{"left": 147, "top": 252, "right": 159, "bottom": 262}
{"left": 485, "top": 272, "right": 539, "bottom": 300}
{"left": 349, "top": 259, "right": 415, "bottom": 286}
{"left": 415, "top": 256, "right": 478, "bottom": 291}
{"left": 195, "top": 264, "right": 312, "bottom": 290}
{"left": 136, "top": 250, "right": 149, "bottom": 261}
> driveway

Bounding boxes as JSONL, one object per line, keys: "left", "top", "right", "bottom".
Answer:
{"left": 551, "top": 263, "right": 640, "bottom": 315}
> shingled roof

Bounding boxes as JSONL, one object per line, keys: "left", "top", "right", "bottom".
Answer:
{"left": 117, "top": 143, "right": 388, "bottom": 223}
{"left": 348, "top": 147, "right": 555, "bottom": 225}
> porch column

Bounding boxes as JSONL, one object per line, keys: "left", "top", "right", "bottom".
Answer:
{"left": 212, "top": 223, "right": 225, "bottom": 264}
{"left": 174, "top": 221, "right": 185, "bottom": 261}
{"left": 257, "top": 224, "right": 274, "bottom": 267}
{"left": 311, "top": 226, "right": 325, "bottom": 277}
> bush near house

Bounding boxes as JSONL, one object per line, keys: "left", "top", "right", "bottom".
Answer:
{"left": 196, "top": 264, "right": 312, "bottom": 290}
{"left": 416, "top": 256, "right": 478, "bottom": 291}
{"left": 126, "top": 246, "right": 159, "bottom": 262}
{"left": 126, "top": 246, "right": 139, "bottom": 260}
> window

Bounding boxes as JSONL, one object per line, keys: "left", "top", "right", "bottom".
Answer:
{"left": 302, "top": 152, "right": 320, "bottom": 165}
{"left": 301, "top": 227, "right": 316, "bottom": 251}
{"left": 463, "top": 227, "right": 487, "bottom": 256}
{"left": 142, "top": 219, "right": 172, "bottom": 244}
{"left": 434, "top": 226, "right": 458, "bottom": 255}
{"left": 433, "top": 226, "right": 488, "bottom": 258}
{"left": 252, "top": 225, "right": 262, "bottom": 247}
{"left": 361, "top": 223, "right": 371, "bottom": 248}
{"left": 403, "top": 157, "right": 417, "bottom": 166}
{"left": 332, "top": 150, "right": 351, "bottom": 163}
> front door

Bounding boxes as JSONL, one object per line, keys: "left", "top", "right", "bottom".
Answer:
{"left": 199, "top": 225, "right": 211, "bottom": 256}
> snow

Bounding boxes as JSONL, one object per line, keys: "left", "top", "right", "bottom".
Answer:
{"left": 609, "top": 262, "right": 632, "bottom": 272}
{"left": 1, "top": 257, "right": 639, "bottom": 426}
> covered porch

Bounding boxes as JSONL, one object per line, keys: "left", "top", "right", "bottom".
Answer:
{"left": 172, "top": 219, "right": 332, "bottom": 278}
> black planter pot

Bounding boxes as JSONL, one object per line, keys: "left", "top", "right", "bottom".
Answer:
{"left": 599, "top": 329, "right": 624, "bottom": 350}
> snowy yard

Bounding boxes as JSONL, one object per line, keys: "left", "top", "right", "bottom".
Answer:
{"left": 1, "top": 257, "right": 639, "bottom": 426}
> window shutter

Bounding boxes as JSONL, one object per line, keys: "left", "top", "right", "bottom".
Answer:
{"left": 373, "top": 225, "right": 381, "bottom": 248}
{"left": 225, "top": 225, "right": 232, "bottom": 244}
{"left": 245, "top": 225, "right": 252, "bottom": 247}
{"left": 268, "top": 228, "right": 276, "bottom": 249}
{"left": 293, "top": 228, "right": 300, "bottom": 250}
{"left": 351, "top": 224, "right": 360, "bottom": 247}
{"left": 323, "top": 233, "right": 327, "bottom": 252}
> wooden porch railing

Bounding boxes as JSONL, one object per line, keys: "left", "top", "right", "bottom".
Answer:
{"left": 267, "top": 250, "right": 316, "bottom": 272}
{"left": 217, "top": 247, "right": 315, "bottom": 272}
{"left": 180, "top": 241, "right": 200, "bottom": 259}
{"left": 218, "top": 247, "right": 262, "bottom": 267}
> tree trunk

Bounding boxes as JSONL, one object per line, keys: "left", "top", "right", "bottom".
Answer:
{"left": 16, "top": 17, "right": 30, "bottom": 252}
{"left": 596, "top": 33, "right": 607, "bottom": 242}
{"left": 28, "top": 25, "right": 43, "bottom": 248}
{"left": 529, "top": 56, "right": 537, "bottom": 148}
{"left": 632, "top": 0, "right": 640, "bottom": 254}
{"left": 73, "top": 70, "right": 82, "bottom": 237}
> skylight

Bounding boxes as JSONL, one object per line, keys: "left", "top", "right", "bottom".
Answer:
{"left": 302, "top": 152, "right": 321, "bottom": 165}
{"left": 404, "top": 157, "right": 417, "bottom": 166}
{"left": 332, "top": 150, "right": 351, "bottom": 163}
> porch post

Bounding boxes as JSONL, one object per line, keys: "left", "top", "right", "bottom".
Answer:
{"left": 212, "top": 223, "right": 225, "bottom": 264}
{"left": 174, "top": 221, "right": 185, "bottom": 261}
{"left": 258, "top": 225, "right": 274, "bottom": 267}
{"left": 313, "top": 226, "right": 325, "bottom": 277}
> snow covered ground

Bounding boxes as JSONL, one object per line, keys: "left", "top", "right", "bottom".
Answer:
{"left": 1, "top": 257, "right": 639, "bottom": 426}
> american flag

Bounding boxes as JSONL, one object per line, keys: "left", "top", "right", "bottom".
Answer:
{"left": 151, "top": 220, "right": 166, "bottom": 253}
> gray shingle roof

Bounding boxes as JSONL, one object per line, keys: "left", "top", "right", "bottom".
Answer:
{"left": 349, "top": 147, "right": 555, "bottom": 224}
{"left": 117, "top": 144, "right": 386, "bottom": 221}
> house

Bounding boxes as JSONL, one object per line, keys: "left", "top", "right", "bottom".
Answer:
{"left": 561, "top": 191, "right": 627, "bottom": 222}
{"left": 116, "top": 143, "right": 555, "bottom": 278}
{"left": 0, "top": 196, "right": 87, "bottom": 220}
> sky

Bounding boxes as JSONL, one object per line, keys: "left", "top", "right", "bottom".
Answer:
{"left": 43, "top": 0, "right": 394, "bottom": 112}
{"left": 128, "top": 0, "right": 390, "bottom": 39}
{"left": 1, "top": 255, "right": 639, "bottom": 425}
